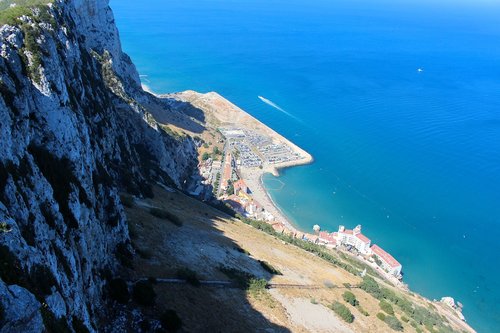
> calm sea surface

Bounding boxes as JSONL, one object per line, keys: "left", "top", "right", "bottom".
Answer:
{"left": 111, "top": 1, "right": 500, "bottom": 331}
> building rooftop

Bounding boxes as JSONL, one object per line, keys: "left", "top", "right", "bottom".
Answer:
{"left": 371, "top": 244, "right": 401, "bottom": 268}
{"left": 319, "top": 231, "right": 337, "bottom": 244}
{"left": 355, "top": 233, "right": 371, "bottom": 244}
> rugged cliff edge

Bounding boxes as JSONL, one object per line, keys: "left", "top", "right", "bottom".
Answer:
{"left": 0, "top": 0, "right": 198, "bottom": 331}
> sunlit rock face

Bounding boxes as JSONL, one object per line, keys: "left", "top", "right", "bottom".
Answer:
{"left": 0, "top": 1, "right": 197, "bottom": 331}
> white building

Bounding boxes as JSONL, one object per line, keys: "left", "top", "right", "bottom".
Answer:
{"left": 335, "top": 225, "right": 372, "bottom": 255}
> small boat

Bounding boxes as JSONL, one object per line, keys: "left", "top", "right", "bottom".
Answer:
{"left": 417, "top": 68, "right": 424, "bottom": 73}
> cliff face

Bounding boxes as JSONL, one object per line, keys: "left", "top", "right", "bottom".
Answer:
{"left": 0, "top": 0, "right": 197, "bottom": 331}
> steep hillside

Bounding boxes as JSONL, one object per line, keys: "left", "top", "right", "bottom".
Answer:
{"left": 0, "top": 0, "right": 199, "bottom": 331}
{"left": 121, "top": 185, "right": 475, "bottom": 333}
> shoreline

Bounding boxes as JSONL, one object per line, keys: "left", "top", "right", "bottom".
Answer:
{"left": 140, "top": 83, "right": 474, "bottom": 331}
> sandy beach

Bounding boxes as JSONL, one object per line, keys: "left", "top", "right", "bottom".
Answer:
{"left": 240, "top": 168, "right": 299, "bottom": 232}
{"left": 170, "top": 90, "right": 314, "bottom": 233}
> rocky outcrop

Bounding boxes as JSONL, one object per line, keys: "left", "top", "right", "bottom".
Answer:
{"left": 0, "top": 0, "right": 198, "bottom": 331}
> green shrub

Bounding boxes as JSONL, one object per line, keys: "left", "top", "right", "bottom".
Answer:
{"left": 330, "top": 301, "right": 354, "bottom": 323}
{"left": 120, "top": 194, "right": 134, "bottom": 208}
{"left": 71, "top": 315, "right": 90, "bottom": 333}
{"left": 343, "top": 282, "right": 351, "bottom": 289}
{"left": 258, "top": 260, "right": 282, "bottom": 275}
{"left": 132, "top": 280, "right": 156, "bottom": 306}
{"left": 342, "top": 291, "right": 358, "bottom": 306}
{"left": 0, "top": 221, "right": 11, "bottom": 233}
{"left": 377, "top": 312, "right": 386, "bottom": 321}
{"left": 247, "top": 278, "right": 268, "bottom": 296}
{"left": 380, "top": 300, "right": 395, "bottom": 315}
{"left": 0, "top": 6, "right": 31, "bottom": 25}
{"left": 218, "top": 265, "right": 254, "bottom": 289}
{"left": 160, "top": 309, "right": 182, "bottom": 332}
{"left": 310, "top": 298, "right": 318, "bottom": 304}
{"left": 357, "top": 305, "right": 370, "bottom": 316}
{"left": 107, "top": 278, "right": 129, "bottom": 304}
{"left": 41, "top": 307, "right": 71, "bottom": 333}
{"left": 135, "top": 247, "right": 152, "bottom": 260}
{"left": 176, "top": 267, "right": 200, "bottom": 286}
{"left": 401, "top": 315, "right": 409, "bottom": 323}
{"left": 384, "top": 315, "right": 404, "bottom": 331}
{"left": 149, "top": 207, "right": 182, "bottom": 226}
{"left": 234, "top": 246, "right": 250, "bottom": 255}
{"left": 359, "top": 276, "right": 382, "bottom": 299}
{"left": 115, "top": 242, "right": 133, "bottom": 269}
{"left": 0, "top": 302, "right": 4, "bottom": 324}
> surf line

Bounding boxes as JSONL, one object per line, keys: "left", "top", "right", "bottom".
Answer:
{"left": 258, "top": 96, "right": 303, "bottom": 123}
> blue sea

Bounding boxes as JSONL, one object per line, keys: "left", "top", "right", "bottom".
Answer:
{"left": 111, "top": 1, "right": 500, "bottom": 331}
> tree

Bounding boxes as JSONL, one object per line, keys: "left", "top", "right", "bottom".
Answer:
{"left": 331, "top": 301, "right": 354, "bottom": 323}
{"left": 132, "top": 280, "right": 156, "bottom": 306}
{"left": 359, "top": 276, "right": 382, "bottom": 299}
{"left": 108, "top": 278, "right": 130, "bottom": 304}
{"left": 202, "top": 152, "right": 210, "bottom": 161}
{"left": 342, "top": 291, "right": 358, "bottom": 306}
{"left": 380, "top": 300, "right": 394, "bottom": 315}
{"left": 226, "top": 180, "right": 234, "bottom": 195}
{"left": 160, "top": 310, "right": 182, "bottom": 332}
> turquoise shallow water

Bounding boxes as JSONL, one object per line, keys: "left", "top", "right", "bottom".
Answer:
{"left": 111, "top": 0, "right": 500, "bottom": 331}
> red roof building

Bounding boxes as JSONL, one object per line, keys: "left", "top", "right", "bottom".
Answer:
{"left": 371, "top": 244, "right": 402, "bottom": 276}
{"left": 319, "top": 231, "right": 337, "bottom": 245}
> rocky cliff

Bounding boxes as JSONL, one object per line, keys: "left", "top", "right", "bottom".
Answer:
{"left": 0, "top": 0, "right": 198, "bottom": 331}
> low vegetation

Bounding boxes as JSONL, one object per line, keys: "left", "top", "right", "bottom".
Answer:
{"left": 380, "top": 299, "right": 395, "bottom": 315}
{"left": 149, "top": 207, "right": 183, "bottom": 226}
{"left": 247, "top": 278, "right": 268, "bottom": 297}
{"left": 360, "top": 275, "right": 458, "bottom": 332}
{"left": 176, "top": 267, "right": 200, "bottom": 287}
{"left": 120, "top": 194, "right": 134, "bottom": 208}
{"left": 0, "top": 221, "right": 11, "bottom": 233}
{"left": 132, "top": 280, "right": 156, "bottom": 306}
{"left": 0, "top": 302, "right": 4, "bottom": 324}
{"left": 160, "top": 310, "right": 182, "bottom": 332}
{"left": 258, "top": 260, "right": 282, "bottom": 275}
{"left": 330, "top": 301, "right": 354, "bottom": 323}
{"left": 357, "top": 305, "right": 370, "bottom": 316}
{"left": 384, "top": 315, "right": 404, "bottom": 331}
{"left": 342, "top": 291, "right": 358, "bottom": 306}
{"left": 107, "top": 278, "right": 129, "bottom": 304}
{"left": 0, "top": 4, "right": 31, "bottom": 25}
{"left": 218, "top": 265, "right": 254, "bottom": 289}
{"left": 234, "top": 246, "right": 250, "bottom": 256}
{"left": 115, "top": 242, "right": 133, "bottom": 269}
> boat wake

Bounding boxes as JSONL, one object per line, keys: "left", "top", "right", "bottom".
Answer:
{"left": 258, "top": 96, "right": 302, "bottom": 122}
